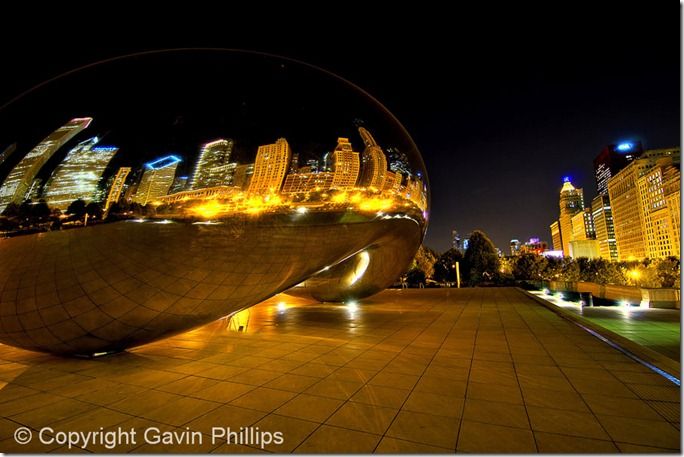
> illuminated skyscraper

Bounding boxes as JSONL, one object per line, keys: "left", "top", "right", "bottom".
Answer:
{"left": 557, "top": 177, "right": 584, "bottom": 256}
{"left": 191, "top": 139, "right": 235, "bottom": 190}
{"left": 594, "top": 142, "right": 642, "bottom": 197}
{"left": 132, "top": 155, "right": 181, "bottom": 205}
{"left": 608, "top": 148, "right": 680, "bottom": 260}
{"left": 357, "top": 127, "right": 387, "bottom": 190}
{"left": 510, "top": 239, "right": 521, "bottom": 256}
{"left": 104, "top": 167, "right": 131, "bottom": 211}
{"left": 170, "top": 176, "right": 189, "bottom": 194}
{"left": 330, "top": 138, "right": 360, "bottom": 190}
{"left": 248, "top": 138, "right": 291, "bottom": 194}
{"left": 233, "top": 164, "right": 254, "bottom": 190}
{"left": 0, "top": 117, "right": 92, "bottom": 213}
{"left": 43, "top": 137, "right": 118, "bottom": 210}
{"left": 591, "top": 194, "right": 618, "bottom": 261}
{"left": 549, "top": 220, "right": 562, "bottom": 252}
{"left": 306, "top": 159, "right": 320, "bottom": 173}
{"left": 387, "top": 147, "right": 411, "bottom": 177}
{"left": 281, "top": 172, "right": 334, "bottom": 193}
{"left": 382, "top": 171, "right": 402, "bottom": 193}
{"left": 0, "top": 143, "right": 16, "bottom": 169}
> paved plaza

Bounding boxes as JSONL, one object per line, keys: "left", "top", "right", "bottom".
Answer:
{"left": 0, "top": 288, "right": 680, "bottom": 453}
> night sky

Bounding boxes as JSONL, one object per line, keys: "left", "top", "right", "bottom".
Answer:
{"left": 0, "top": 5, "right": 678, "bottom": 252}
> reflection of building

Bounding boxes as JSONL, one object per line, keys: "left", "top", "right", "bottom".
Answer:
{"left": 191, "top": 139, "right": 234, "bottom": 190}
{"left": 358, "top": 127, "right": 387, "bottom": 190}
{"left": 170, "top": 176, "right": 189, "bottom": 194}
{"left": 132, "top": 155, "right": 181, "bottom": 205}
{"left": 387, "top": 147, "right": 411, "bottom": 177}
{"left": 0, "top": 143, "right": 16, "bottom": 169}
{"left": 0, "top": 117, "right": 92, "bottom": 213}
{"left": 382, "top": 171, "right": 403, "bottom": 193}
{"left": 104, "top": 167, "right": 131, "bottom": 211}
{"left": 306, "top": 159, "right": 320, "bottom": 173}
{"left": 157, "top": 185, "right": 240, "bottom": 204}
{"left": 43, "top": 137, "right": 118, "bottom": 210}
{"left": 608, "top": 148, "right": 680, "bottom": 260}
{"left": 289, "top": 153, "right": 299, "bottom": 173}
{"left": 281, "top": 172, "right": 334, "bottom": 194}
{"left": 550, "top": 220, "right": 562, "bottom": 252}
{"left": 557, "top": 178, "right": 584, "bottom": 256}
{"left": 591, "top": 194, "right": 617, "bottom": 261}
{"left": 330, "top": 138, "right": 360, "bottom": 190}
{"left": 248, "top": 138, "right": 291, "bottom": 194}
{"left": 594, "top": 142, "right": 642, "bottom": 197}
{"left": 233, "top": 164, "right": 254, "bottom": 190}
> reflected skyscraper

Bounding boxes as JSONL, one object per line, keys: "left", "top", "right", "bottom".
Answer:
{"left": 43, "top": 137, "right": 118, "bottom": 210}
{"left": 330, "top": 137, "right": 360, "bottom": 190}
{"left": 132, "top": 155, "right": 181, "bottom": 205}
{"left": 191, "top": 139, "right": 235, "bottom": 190}
{"left": 248, "top": 138, "right": 292, "bottom": 194}
{"left": 0, "top": 117, "right": 92, "bottom": 213}
{"left": 358, "top": 127, "right": 388, "bottom": 190}
{"left": 104, "top": 167, "right": 131, "bottom": 211}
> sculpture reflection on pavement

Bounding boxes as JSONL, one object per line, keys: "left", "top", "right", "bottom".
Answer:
{"left": 0, "top": 50, "right": 429, "bottom": 355}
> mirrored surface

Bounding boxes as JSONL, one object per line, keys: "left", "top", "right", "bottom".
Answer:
{"left": 0, "top": 50, "right": 429, "bottom": 355}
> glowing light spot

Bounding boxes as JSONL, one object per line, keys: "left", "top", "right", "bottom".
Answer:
{"left": 296, "top": 206, "right": 308, "bottom": 214}
{"left": 277, "top": 302, "right": 287, "bottom": 312}
{"left": 346, "top": 301, "right": 358, "bottom": 312}
{"left": 191, "top": 200, "right": 224, "bottom": 218}
{"left": 346, "top": 251, "right": 370, "bottom": 286}
{"left": 617, "top": 143, "right": 633, "bottom": 151}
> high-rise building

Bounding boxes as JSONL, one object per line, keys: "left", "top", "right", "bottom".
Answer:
{"left": 570, "top": 208, "right": 595, "bottom": 241}
{"left": 289, "top": 153, "right": 299, "bottom": 173}
{"left": 248, "top": 138, "right": 292, "bottom": 194}
{"left": 0, "top": 143, "right": 16, "bottom": 169}
{"left": 510, "top": 239, "right": 521, "bottom": 256}
{"left": 190, "top": 139, "right": 234, "bottom": 190}
{"left": 104, "top": 167, "right": 131, "bottom": 211}
{"left": 132, "top": 155, "right": 181, "bottom": 205}
{"left": 387, "top": 147, "right": 412, "bottom": 178}
{"left": 233, "top": 163, "right": 254, "bottom": 190}
{"left": 557, "top": 177, "right": 584, "bottom": 256}
{"left": 637, "top": 157, "right": 681, "bottom": 259}
{"left": 550, "top": 220, "right": 562, "bottom": 252}
{"left": 357, "top": 127, "right": 387, "bottom": 190}
{"left": 594, "top": 142, "right": 642, "bottom": 197}
{"left": 591, "top": 194, "right": 618, "bottom": 261}
{"left": 306, "top": 159, "right": 320, "bottom": 173}
{"left": 0, "top": 117, "right": 92, "bottom": 213}
{"left": 382, "top": 171, "right": 403, "bottom": 193}
{"left": 608, "top": 147, "right": 680, "bottom": 260}
{"left": 281, "top": 172, "right": 334, "bottom": 194}
{"left": 170, "top": 176, "right": 189, "bottom": 194}
{"left": 42, "top": 137, "right": 118, "bottom": 210}
{"left": 330, "top": 138, "right": 360, "bottom": 190}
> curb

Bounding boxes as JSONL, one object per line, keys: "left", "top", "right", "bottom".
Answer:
{"left": 517, "top": 287, "right": 681, "bottom": 382}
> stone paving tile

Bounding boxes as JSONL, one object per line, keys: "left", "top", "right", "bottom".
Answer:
{"left": 456, "top": 420, "right": 537, "bottom": 453}
{"left": 0, "top": 288, "right": 680, "bottom": 454}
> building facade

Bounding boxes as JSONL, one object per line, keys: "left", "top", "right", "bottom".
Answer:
{"left": 191, "top": 139, "right": 235, "bottom": 190}
{"left": 132, "top": 155, "right": 181, "bottom": 205}
{"left": 281, "top": 172, "right": 334, "bottom": 194}
{"left": 591, "top": 194, "right": 618, "bottom": 261}
{"left": 248, "top": 138, "right": 292, "bottom": 194}
{"left": 550, "top": 220, "right": 562, "bottom": 252}
{"left": 104, "top": 167, "right": 131, "bottom": 211}
{"left": 330, "top": 138, "right": 360, "bottom": 190}
{"left": 0, "top": 117, "right": 92, "bottom": 213}
{"left": 43, "top": 138, "right": 118, "bottom": 210}
{"left": 557, "top": 178, "right": 584, "bottom": 256}
{"left": 357, "top": 127, "right": 387, "bottom": 190}
{"left": 608, "top": 147, "right": 680, "bottom": 260}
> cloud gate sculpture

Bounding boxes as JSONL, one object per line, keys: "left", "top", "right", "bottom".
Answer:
{"left": 0, "top": 50, "right": 429, "bottom": 356}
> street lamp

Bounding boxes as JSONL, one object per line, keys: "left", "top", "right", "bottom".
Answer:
{"left": 629, "top": 269, "right": 641, "bottom": 287}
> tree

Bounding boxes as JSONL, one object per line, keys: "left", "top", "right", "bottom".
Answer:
{"left": 85, "top": 201, "right": 103, "bottom": 220}
{"left": 66, "top": 199, "right": 87, "bottom": 220}
{"left": 512, "top": 253, "right": 548, "bottom": 280}
{"left": 32, "top": 199, "right": 51, "bottom": 222}
{"left": 405, "top": 267, "right": 426, "bottom": 287}
{"left": 411, "top": 245, "right": 439, "bottom": 279}
{"left": 433, "top": 248, "right": 463, "bottom": 284}
{"left": 656, "top": 257, "right": 680, "bottom": 288}
{"left": 462, "top": 230, "right": 500, "bottom": 286}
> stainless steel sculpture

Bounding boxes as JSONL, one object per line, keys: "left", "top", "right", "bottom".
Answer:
{"left": 0, "top": 50, "right": 429, "bottom": 355}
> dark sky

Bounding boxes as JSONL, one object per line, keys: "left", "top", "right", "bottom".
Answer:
{"left": 0, "top": 5, "right": 678, "bottom": 252}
